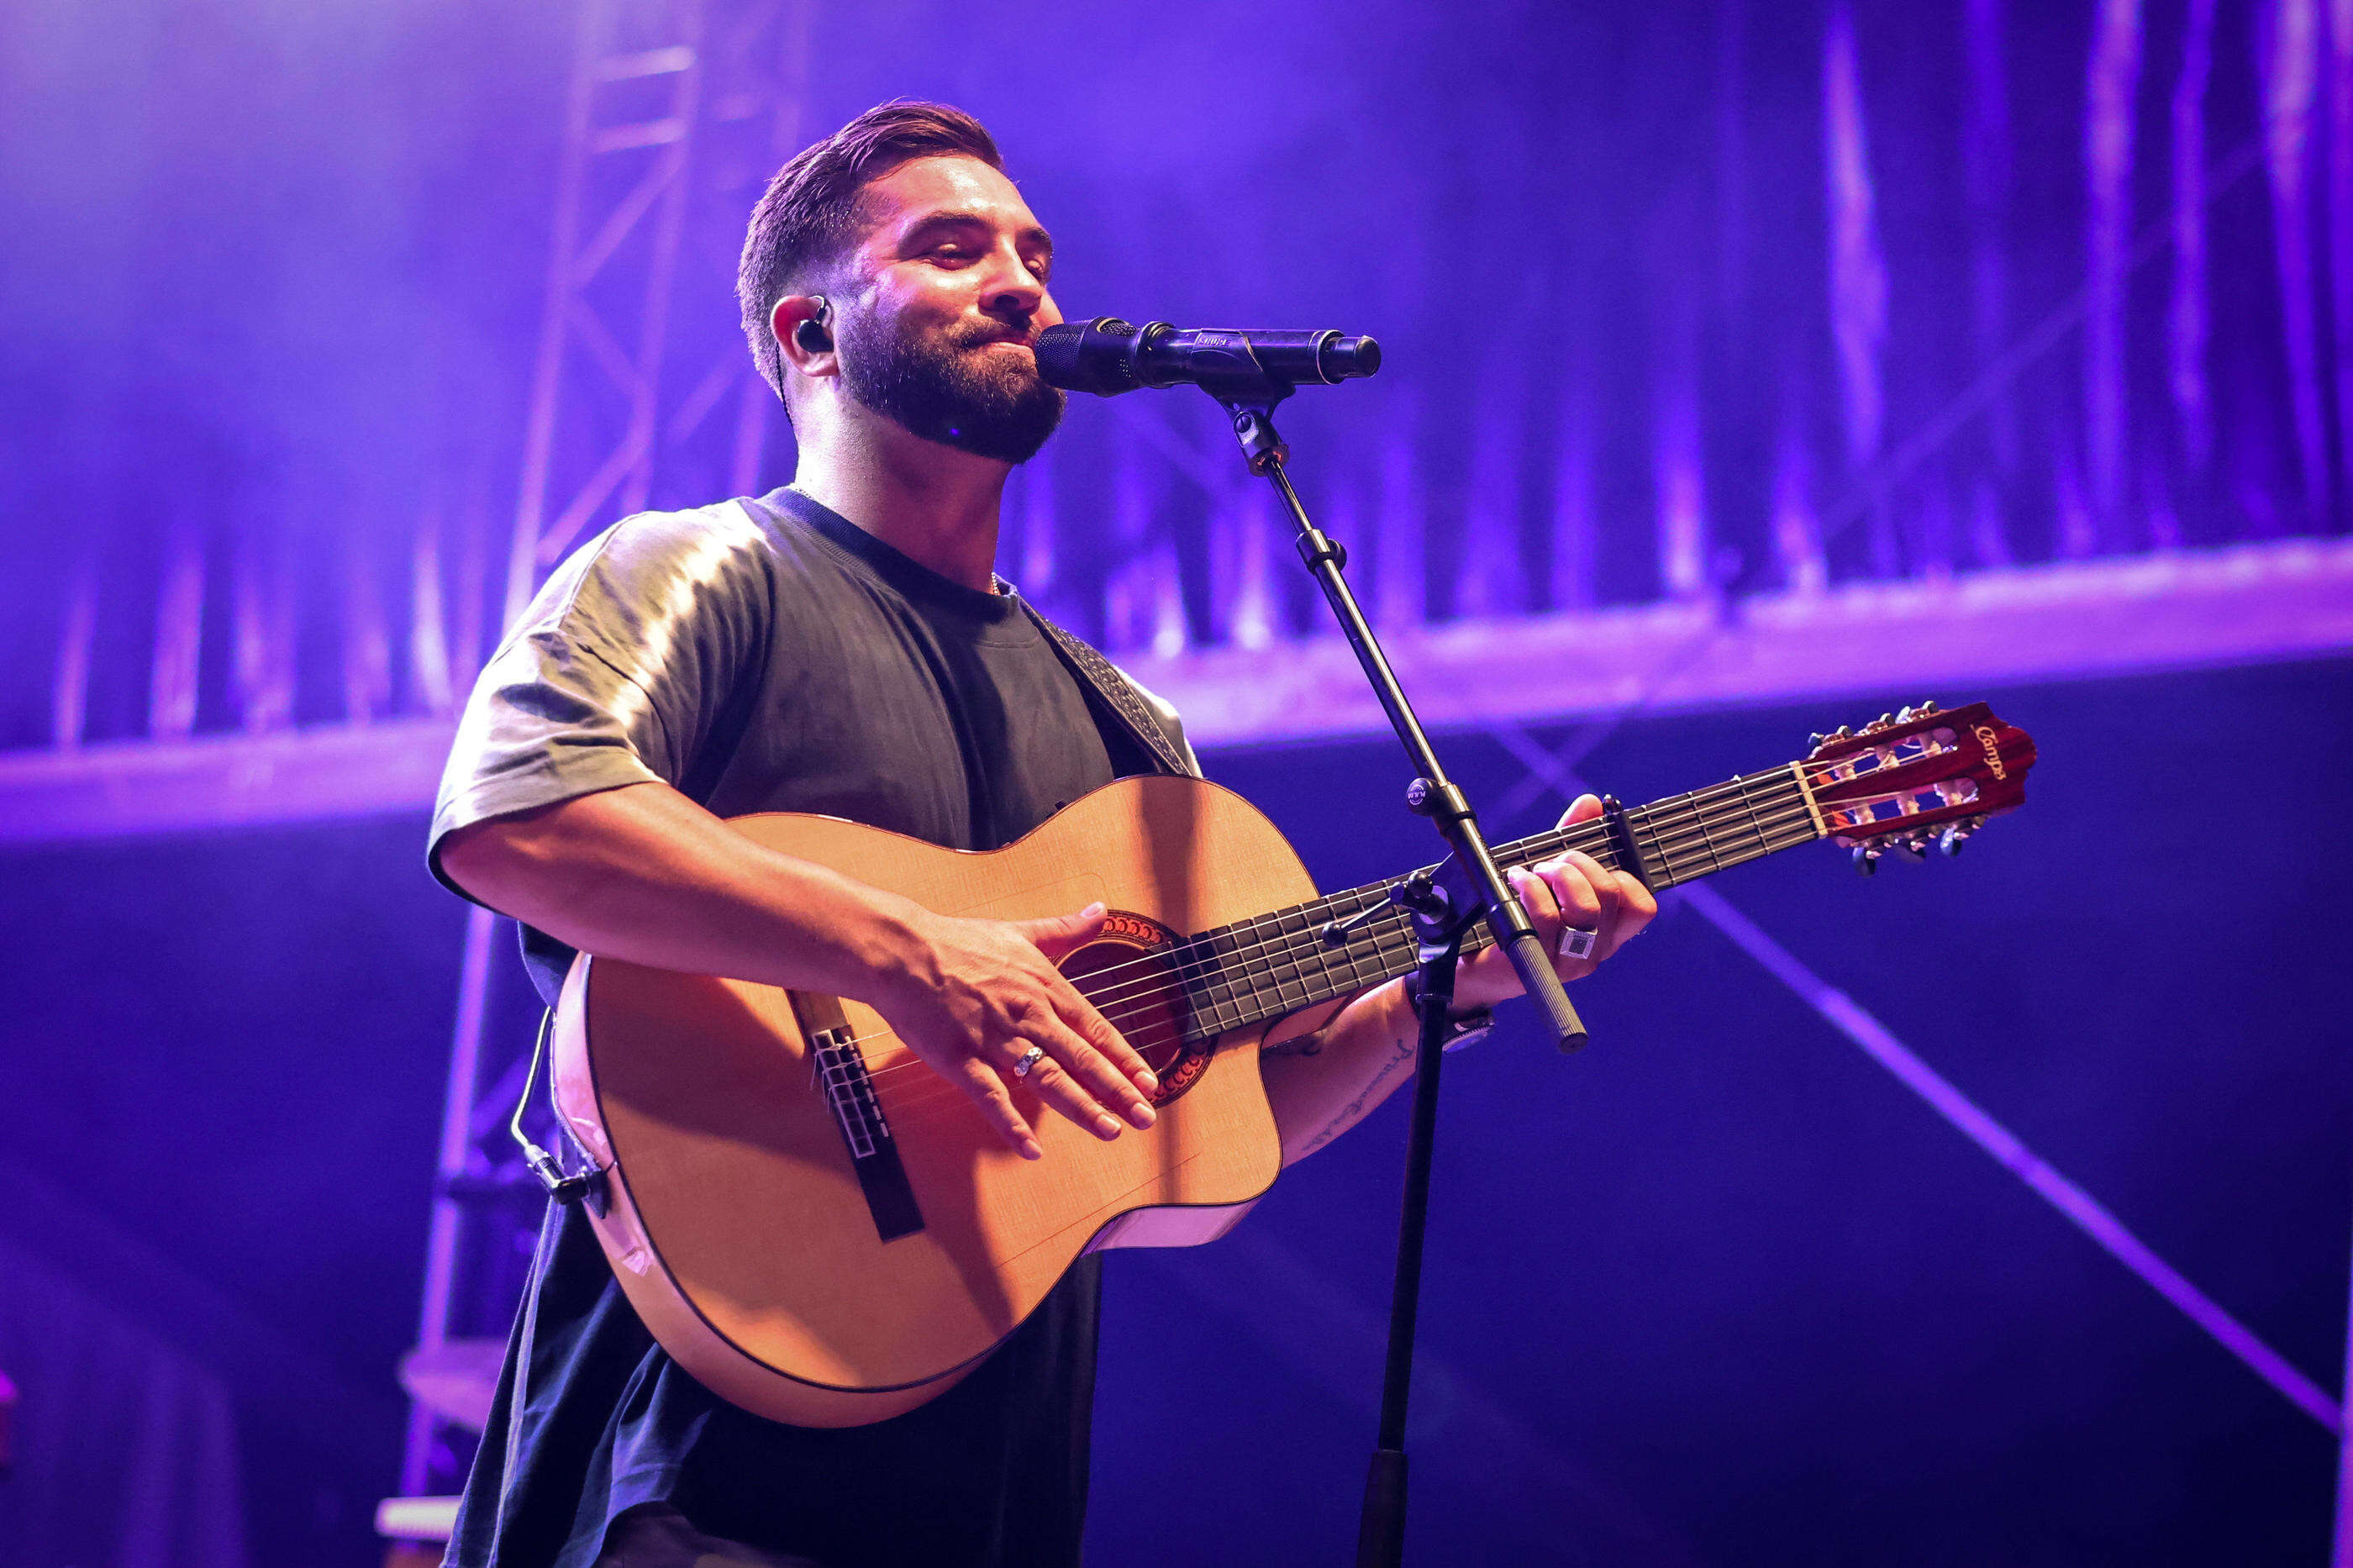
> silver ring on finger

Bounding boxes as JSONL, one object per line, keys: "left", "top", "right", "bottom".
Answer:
{"left": 1011, "top": 1044, "right": 1047, "bottom": 1080}
{"left": 1556, "top": 924, "right": 1599, "bottom": 960}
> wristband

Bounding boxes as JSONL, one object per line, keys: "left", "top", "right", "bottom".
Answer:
{"left": 1402, "top": 972, "right": 1497, "bottom": 1052}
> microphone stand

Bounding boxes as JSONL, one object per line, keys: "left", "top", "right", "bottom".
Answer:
{"left": 1203, "top": 376, "right": 1587, "bottom": 1568}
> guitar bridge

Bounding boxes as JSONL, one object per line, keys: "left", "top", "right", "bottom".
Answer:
{"left": 791, "top": 998, "right": 924, "bottom": 1243}
{"left": 811, "top": 1028, "right": 889, "bottom": 1160}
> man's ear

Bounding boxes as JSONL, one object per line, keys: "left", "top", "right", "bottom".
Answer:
{"left": 772, "top": 295, "right": 836, "bottom": 376}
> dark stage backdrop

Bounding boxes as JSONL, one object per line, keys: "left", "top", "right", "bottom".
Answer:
{"left": 4, "top": 0, "right": 2324, "bottom": 747}
{"left": 1, "top": 656, "right": 2344, "bottom": 1566}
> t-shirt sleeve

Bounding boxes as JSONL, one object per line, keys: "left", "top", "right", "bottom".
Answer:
{"left": 427, "top": 502, "right": 772, "bottom": 902}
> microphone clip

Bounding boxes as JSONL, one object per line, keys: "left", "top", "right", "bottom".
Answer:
{"left": 1224, "top": 396, "right": 1291, "bottom": 474}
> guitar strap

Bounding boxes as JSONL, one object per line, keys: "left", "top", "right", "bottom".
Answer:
{"left": 1019, "top": 602, "right": 1198, "bottom": 780}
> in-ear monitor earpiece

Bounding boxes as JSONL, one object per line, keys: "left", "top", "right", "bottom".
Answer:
{"left": 793, "top": 296, "right": 832, "bottom": 355}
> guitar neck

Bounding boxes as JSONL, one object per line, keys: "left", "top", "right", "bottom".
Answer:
{"left": 1173, "top": 763, "right": 1826, "bottom": 1045}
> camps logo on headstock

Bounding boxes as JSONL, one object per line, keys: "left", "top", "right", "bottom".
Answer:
{"left": 1975, "top": 724, "right": 2008, "bottom": 781}
{"left": 1800, "top": 700, "right": 2038, "bottom": 870}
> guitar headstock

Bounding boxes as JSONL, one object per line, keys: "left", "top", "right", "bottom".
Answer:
{"left": 1802, "top": 701, "right": 2037, "bottom": 873}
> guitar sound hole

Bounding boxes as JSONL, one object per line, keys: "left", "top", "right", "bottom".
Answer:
{"left": 1060, "top": 911, "right": 1209, "bottom": 1106}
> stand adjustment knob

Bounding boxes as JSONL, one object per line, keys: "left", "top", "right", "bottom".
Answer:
{"left": 1403, "top": 777, "right": 1472, "bottom": 824}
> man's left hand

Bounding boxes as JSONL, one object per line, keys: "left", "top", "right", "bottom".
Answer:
{"left": 1454, "top": 792, "right": 1659, "bottom": 1008}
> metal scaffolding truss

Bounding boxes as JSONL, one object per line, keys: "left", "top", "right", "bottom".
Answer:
{"left": 506, "top": 0, "right": 810, "bottom": 624}
{"left": 392, "top": 0, "right": 812, "bottom": 1513}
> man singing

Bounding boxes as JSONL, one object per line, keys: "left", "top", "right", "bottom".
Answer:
{"left": 429, "top": 100, "right": 1655, "bottom": 1568}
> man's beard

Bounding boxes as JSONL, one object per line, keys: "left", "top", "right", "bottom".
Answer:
{"left": 837, "top": 311, "right": 1066, "bottom": 464}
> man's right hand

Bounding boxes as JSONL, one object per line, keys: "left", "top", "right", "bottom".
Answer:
{"left": 871, "top": 902, "right": 1160, "bottom": 1160}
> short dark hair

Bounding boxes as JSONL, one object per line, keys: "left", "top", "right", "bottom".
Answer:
{"left": 737, "top": 100, "right": 1004, "bottom": 397}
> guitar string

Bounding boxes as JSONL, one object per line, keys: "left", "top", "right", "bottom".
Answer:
{"left": 859, "top": 736, "right": 1962, "bottom": 1080}
{"left": 886, "top": 773, "right": 1832, "bottom": 1043}
{"left": 843, "top": 758, "right": 1966, "bottom": 1122}
{"left": 852, "top": 793, "right": 1835, "bottom": 1101}
{"left": 898, "top": 735, "right": 1919, "bottom": 1044}
{"left": 870, "top": 863, "right": 1747, "bottom": 1125}
{"left": 855, "top": 805, "right": 1843, "bottom": 1123}
{"left": 842, "top": 781, "right": 1830, "bottom": 1089}
{"left": 863, "top": 800, "right": 1833, "bottom": 1113}
{"left": 843, "top": 790, "right": 1833, "bottom": 1110}
{"left": 853, "top": 762, "right": 1823, "bottom": 1054}
{"left": 844, "top": 775, "right": 1816, "bottom": 1073}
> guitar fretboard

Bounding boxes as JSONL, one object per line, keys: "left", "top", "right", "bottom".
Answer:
{"left": 1165, "top": 763, "right": 1824, "bottom": 1045}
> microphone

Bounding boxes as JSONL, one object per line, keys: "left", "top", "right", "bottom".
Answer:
{"left": 1035, "top": 317, "right": 1382, "bottom": 397}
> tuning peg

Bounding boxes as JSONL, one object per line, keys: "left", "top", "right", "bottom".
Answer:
{"left": 1937, "top": 823, "right": 1971, "bottom": 857}
{"left": 1896, "top": 705, "right": 1915, "bottom": 722}
{"left": 1917, "top": 699, "right": 1939, "bottom": 715}
{"left": 1808, "top": 732, "right": 1828, "bottom": 750}
{"left": 1852, "top": 845, "right": 1881, "bottom": 876}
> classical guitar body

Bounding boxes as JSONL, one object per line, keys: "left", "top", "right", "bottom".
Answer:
{"left": 549, "top": 775, "right": 1325, "bottom": 1428}
{"left": 545, "top": 700, "right": 2037, "bottom": 1430}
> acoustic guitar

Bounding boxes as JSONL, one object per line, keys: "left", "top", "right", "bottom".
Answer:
{"left": 549, "top": 701, "right": 2036, "bottom": 1427}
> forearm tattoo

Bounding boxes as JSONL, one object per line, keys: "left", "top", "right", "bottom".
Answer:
{"left": 1292, "top": 1044, "right": 1414, "bottom": 1159}
{"left": 1282, "top": 997, "right": 1421, "bottom": 1159}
